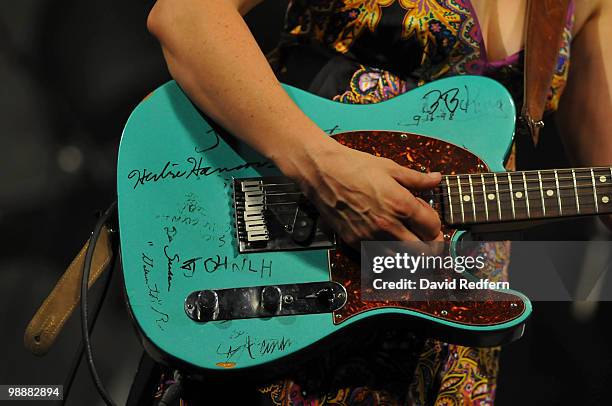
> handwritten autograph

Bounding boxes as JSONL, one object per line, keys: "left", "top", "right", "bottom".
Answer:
{"left": 216, "top": 335, "right": 293, "bottom": 361}
{"left": 128, "top": 157, "right": 274, "bottom": 190}
{"left": 151, "top": 306, "right": 170, "bottom": 331}
{"left": 142, "top": 252, "right": 161, "bottom": 305}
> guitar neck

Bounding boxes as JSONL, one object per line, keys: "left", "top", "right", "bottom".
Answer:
{"left": 440, "top": 167, "right": 612, "bottom": 226}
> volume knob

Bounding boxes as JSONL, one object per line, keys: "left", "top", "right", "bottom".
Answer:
{"left": 193, "top": 290, "right": 219, "bottom": 321}
{"left": 316, "top": 288, "right": 335, "bottom": 308}
{"left": 261, "top": 286, "right": 282, "bottom": 314}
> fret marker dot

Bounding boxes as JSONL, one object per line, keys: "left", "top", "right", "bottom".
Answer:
{"left": 487, "top": 193, "right": 495, "bottom": 200}
{"left": 603, "top": 196, "right": 609, "bottom": 204}
{"left": 515, "top": 191, "right": 523, "bottom": 199}
{"left": 546, "top": 190, "right": 554, "bottom": 197}
{"left": 600, "top": 176, "right": 607, "bottom": 183}
{"left": 463, "top": 195, "right": 471, "bottom": 202}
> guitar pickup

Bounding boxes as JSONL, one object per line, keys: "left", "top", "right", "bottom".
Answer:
{"left": 233, "top": 177, "right": 335, "bottom": 253}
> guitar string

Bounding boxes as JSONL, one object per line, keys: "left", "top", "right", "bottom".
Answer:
{"left": 423, "top": 184, "right": 608, "bottom": 199}
{"left": 254, "top": 175, "right": 612, "bottom": 192}
{"left": 248, "top": 187, "right": 609, "bottom": 219}
{"left": 251, "top": 199, "right": 604, "bottom": 209}
{"left": 250, "top": 196, "right": 605, "bottom": 211}
{"left": 245, "top": 206, "right": 607, "bottom": 229}
{"left": 252, "top": 184, "right": 611, "bottom": 200}
{"left": 250, "top": 200, "right": 608, "bottom": 223}
{"left": 439, "top": 174, "right": 611, "bottom": 186}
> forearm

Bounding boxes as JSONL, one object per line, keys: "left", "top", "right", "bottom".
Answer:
{"left": 146, "top": 0, "right": 443, "bottom": 244}
{"left": 147, "top": 0, "right": 337, "bottom": 178}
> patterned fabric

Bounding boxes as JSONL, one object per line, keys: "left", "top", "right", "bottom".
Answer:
{"left": 333, "top": 66, "right": 409, "bottom": 104}
{"left": 261, "top": 1, "right": 575, "bottom": 406}
{"left": 256, "top": 328, "right": 426, "bottom": 405}
{"left": 281, "top": 0, "right": 574, "bottom": 113}
{"left": 153, "top": 2, "right": 575, "bottom": 405}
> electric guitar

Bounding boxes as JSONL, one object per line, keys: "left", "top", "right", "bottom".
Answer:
{"left": 117, "top": 76, "right": 612, "bottom": 373}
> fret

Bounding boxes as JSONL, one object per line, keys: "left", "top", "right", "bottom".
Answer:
{"left": 494, "top": 173, "right": 502, "bottom": 220}
{"left": 445, "top": 175, "right": 454, "bottom": 224}
{"left": 506, "top": 172, "right": 529, "bottom": 220}
{"left": 507, "top": 173, "right": 516, "bottom": 219}
{"left": 556, "top": 169, "right": 584, "bottom": 216}
{"left": 538, "top": 170, "right": 562, "bottom": 218}
{"left": 554, "top": 170, "right": 563, "bottom": 215}
{"left": 480, "top": 173, "right": 489, "bottom": 221}
{"left": 538, "top": 171, "right": 546, "bottom": 217}
{"left": 482, "top": 173, "right": 501, "bottom": 221}
{"left": 560, "top": 169, "right": 580, "bottom": 215}
{"left": 521, "top": 172, "right": 531, "bottom": 218}
{"left": 457, "top": 175, "right": 466, "bottom": 223}
{"left": 468, "top": 175, "right": 476, "bottom": 221}
{"left": 571, "top": 169, "right": 580, "bottom": 214}
{"left": 573, "top": 168, "right": 606, "bottom": 216}
{"left": 591, "top": 168, "right": 599, "bottom": 213}
{"left": 577, "top": 168, "right": 597, "bottom": 214}
{"left": 523, "top": 171, "right": 544, "bottom": 218}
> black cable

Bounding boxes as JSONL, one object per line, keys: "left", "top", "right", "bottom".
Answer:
{"left": 81, "top": 201, "right": 118, "bottom": 406}
{"left": 61, "top": 246, "right": 118, "bottom": 405}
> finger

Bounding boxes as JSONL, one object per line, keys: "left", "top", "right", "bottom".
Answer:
{"left": 430, "top": 231, "right": 446, "bottom": 255}
{"left": 402, "top": 197, "right": 442, "bottom": 241}
{"left": 374, "top": 217, "right": 421, "bottom": 242}
{"left": 390, "top": 165, "right": 442, "bottom": 190}
{"left": 371, "top": 214, "right": 443, "bottom": 255}
{"left": 399, "top": 231, "right": 445, "bottom": 255}
{"left": 387, "top": 188, "right": 441, "bottom": 240}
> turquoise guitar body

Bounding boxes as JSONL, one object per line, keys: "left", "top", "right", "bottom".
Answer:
{"left": 117, "top": 76, "right": 531, "bottom": 372}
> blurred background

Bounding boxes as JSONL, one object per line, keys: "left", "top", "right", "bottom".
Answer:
{"left": 1, "top": 1, "right": 611, "bottom": 405}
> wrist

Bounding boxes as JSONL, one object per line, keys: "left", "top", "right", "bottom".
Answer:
{"left": 269, "top": 130, "right": 340, "bottom": 182}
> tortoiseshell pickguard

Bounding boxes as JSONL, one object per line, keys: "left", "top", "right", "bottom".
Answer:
{"left": 329, "top": 131, "right": 525, "bottom": 326}
{"left": 331, "top": 130, "right": 489, "bottom": 175}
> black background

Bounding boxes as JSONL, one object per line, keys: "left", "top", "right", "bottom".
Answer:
{"left": 1, "top": 1, "right": 611, "bottom": 404}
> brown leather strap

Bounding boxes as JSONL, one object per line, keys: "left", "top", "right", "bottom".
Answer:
{"left": 24, "top": 226, "right": 113, "bottom": 356}
{"left": 522, "top": 0, "right": 571, "bottom": 146}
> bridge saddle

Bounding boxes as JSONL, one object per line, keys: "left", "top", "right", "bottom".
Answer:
{"left": 233, "top": 177, "right": 335, "bottom": 253}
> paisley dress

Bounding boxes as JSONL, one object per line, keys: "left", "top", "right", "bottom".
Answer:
{"left": 153, "top": 1, "right": 575, "bottom": 405}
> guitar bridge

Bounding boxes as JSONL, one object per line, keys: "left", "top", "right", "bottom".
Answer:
{"left": 233, "top": 177, "right": 335, "bottom": 253}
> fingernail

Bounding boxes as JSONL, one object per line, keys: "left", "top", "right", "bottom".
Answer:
{"left": 428, "top": 171, "right": 441, "bottom": 178}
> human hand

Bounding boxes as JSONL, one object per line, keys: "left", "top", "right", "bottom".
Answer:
{"left": 279, "top": 139, "right": 443, "bottom": 249}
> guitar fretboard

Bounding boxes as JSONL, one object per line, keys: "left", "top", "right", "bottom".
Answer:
{"left": 441, "top": 167, "right": 612, "bottom": 226}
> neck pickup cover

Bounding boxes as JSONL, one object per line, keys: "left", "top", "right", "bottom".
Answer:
{"left": 233, "top": 176, "right": 335, "bottom": 253}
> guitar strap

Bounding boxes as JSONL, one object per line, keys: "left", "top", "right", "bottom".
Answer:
{"left": 522, "top": 0, "right": 572, "bottom": 146}
{"left": 24, "top": 226, "right": 113, "bottom": 355}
